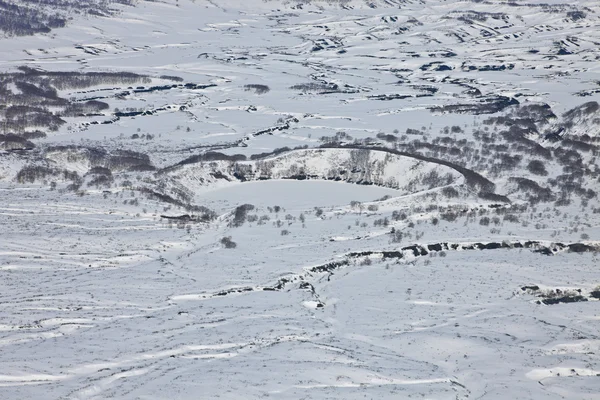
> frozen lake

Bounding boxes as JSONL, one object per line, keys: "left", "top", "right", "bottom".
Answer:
{"left": 196, "top": 179, "right": 401, "bottom": 213}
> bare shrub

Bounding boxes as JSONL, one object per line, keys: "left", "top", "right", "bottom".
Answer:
{"left": 527, "top": 160, "right": 548, "bottom": 176}
{"left": 350, "top": 201, "right": 363, "bottom": 209}
{"left": 176, "top": 151, "right": 246, "bottom": 167}
{"left": 220, "top": 236, "right": 237, "bottom": 249}
{"left": 390, "top": 228, "right": 403, "bottom": 243}
{"left": 442, "top": 187, "right": 459, "bottom": 198}
{"left": 244, "top": 84, "right": 270, "bottom": 94}
{"left": 230, "top": 204, "right": 255, "bottom": 227}
{"left": 360, "top": 257, "right": 372, "bottom": 266}
{"left": 440, "top": 211, "right": 458, "bottom": 222}
{"left": 290, "top": 82, "right": 338, "bottom": 93}
{"left": 376, "top": 132, "right": 398, "bottom": 142}
{"left": 374, "top": 217, "right": 389, "bottom": 227}
{"left": 0, "top": 134, "right": 35, "bottom": 150}
{"left": 555, "top": 197, "right": 571, "bottom": 207}
{"left": 16, "top": 165, "right": 80, "bottom": 184}
{"left": 392, "top": 211, "right": 407, "bottom": 221}
{"left": 22, "top": 130, "right": 46, "bottom": 139}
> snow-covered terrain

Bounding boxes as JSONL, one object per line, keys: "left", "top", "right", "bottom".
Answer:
{"left": 1, "top": 0, "right": 599, "bottom": 399}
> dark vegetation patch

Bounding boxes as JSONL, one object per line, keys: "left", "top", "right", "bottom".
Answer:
{"left": 230, "top": 204, "right": 255, "bottom": 227}
{"left": 220, "top": 236, "right": 237, "bottom": 249}
{"left": 485, "top": 102, "right": 557, "bottom": 130}
{"left": 376, "top": 132, "right": 398, "bottom": 143}
{"left": 290, "top": 82, "right": 339, "bottom": 94}
{"left": 0, "top": 134, "right": 35, "bottom": 150}
{"left": 368, "top": 94, "right": 413, "bottom": 101}
{"left": 159, "top": 75, "right": 184, "bottom": 82}
{"left": 454, "top": 101, "right": 600, "bottom": 204}
{"left": 477, "top": 191, "right": 511, "bottom": 203}
{"left": 521, "top": 286, "right": 598, "bottom": 305}
{"left": 566, "top": 10, "right": 586, "bottom": 21}
{"left": 430, "top": 96, "right": 519, "bottom": 115}
{"left": 462, "top": 64, "right": 514, "bottom": 72}
{"left": 139, "top": 188, "right": 216, "bottom": 220}
{"left": 1, "top": 67, "right": 208, "bottom": 137}
{"left": 85, "top": 166, "right": 113, "bottom": 188}
{"left": 172, "top": 152, "right": 247, "bottom": 168}
{"left": 508, "top": 177, "right": 554, "bottom": 204}
{"left": 450, "top": 10, "right": 509, "bottom": 24}
{"left": 16, "top": 165, "right": 80, "bottom": 184}
{"left": 419, "top": 62, "right": 453, "bottom": 72}
{"left": 160, "top": 214, "right": 214, "bottom": 224}
{"left": 21, "top": 130, "right": 47, "bottom": 139}
{"left": 540, "top": 295, "right": 587, "bottom": 305}
{"left": 244, "top": 84, "right": 270, "bottom": 94}
{"left": 320, "top": 131, "right": 353, "bottom": 145}
{"left": 320, "top": 143, "right": 499, "bottom": 194}
{"left": 162, "top": 146, "right": 313, "bottom": 175}
{"left": 561, "top": 101, "right": 599, "bottom": 130}
{"left": 252, "top": 115, "right": 300, "bottom": 138}
{"left": 0, "top": 67, "right": 149, "bottom": 139}
{"left": 0, "top": 0, "right": 135, "bottom": 37}
{"left": 124, "top": 82, "right": 215, "bottom": 96}
{"left": 561, "top": 138, "right": 597, "bottom": 153}
{"left": 310, "top": 101, "right": 600, "bottom": 207}
{"left": 250, "top": 145, "right": 309, "bottom": 160}
{"left": 44, "top": 145, "right": 154, "bottom": 172}
{"left": 526, "top": 160, "right": 548, "bottom": 176}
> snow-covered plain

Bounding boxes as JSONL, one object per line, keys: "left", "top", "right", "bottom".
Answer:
{"left": 1, "top": 0, "right": 600, "bottom": 399}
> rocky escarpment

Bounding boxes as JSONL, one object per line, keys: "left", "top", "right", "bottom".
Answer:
{"left": 170, "top": 239, "right": 600, "bottom": 306}
{"left": 158, "top": 148, "right": 466, "bottom": 204}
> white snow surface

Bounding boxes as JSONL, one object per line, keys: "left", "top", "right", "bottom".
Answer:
{"left": 1, "top": 1, "right": 600, "bottom": 399}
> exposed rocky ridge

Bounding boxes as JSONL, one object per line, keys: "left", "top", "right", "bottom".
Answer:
{"left": 171, "top": 239, "right": 600, "bottom": 303}
{"left": 160, "top": 148, "right": 465, "bottom": 204}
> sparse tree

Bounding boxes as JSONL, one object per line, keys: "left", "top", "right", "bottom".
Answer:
{"left": 527, "top": 160, "right": 548, "bottom": 176}
{"left": 220, "top": 236, "right": 237, "bottom": 249}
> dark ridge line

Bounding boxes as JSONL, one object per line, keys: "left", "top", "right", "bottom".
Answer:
{"left": 319, "top": 144, "right": 508, "bottom": 201}
{"left": 78, "top": 83, "right": 216, "bottom": 102}
{"left": 160, "top": 145, "right": 506, "bottom": 202}
{"left": 522, "top": 286, "right": 600, "bottom": 305}
{"left": 82, "top": 97, "right": 201, "bottom": 128}
{"left": 246, "top": 115, "right": 300, "bottom": 139}
{"left": 177, "top": 240, "right": 598, "bottom": 302}
{"left": 138, "top": 188, "right": 216, "bottom": 218}
{"left": 158, "top": 117, "right": 302, "bottom": 174}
